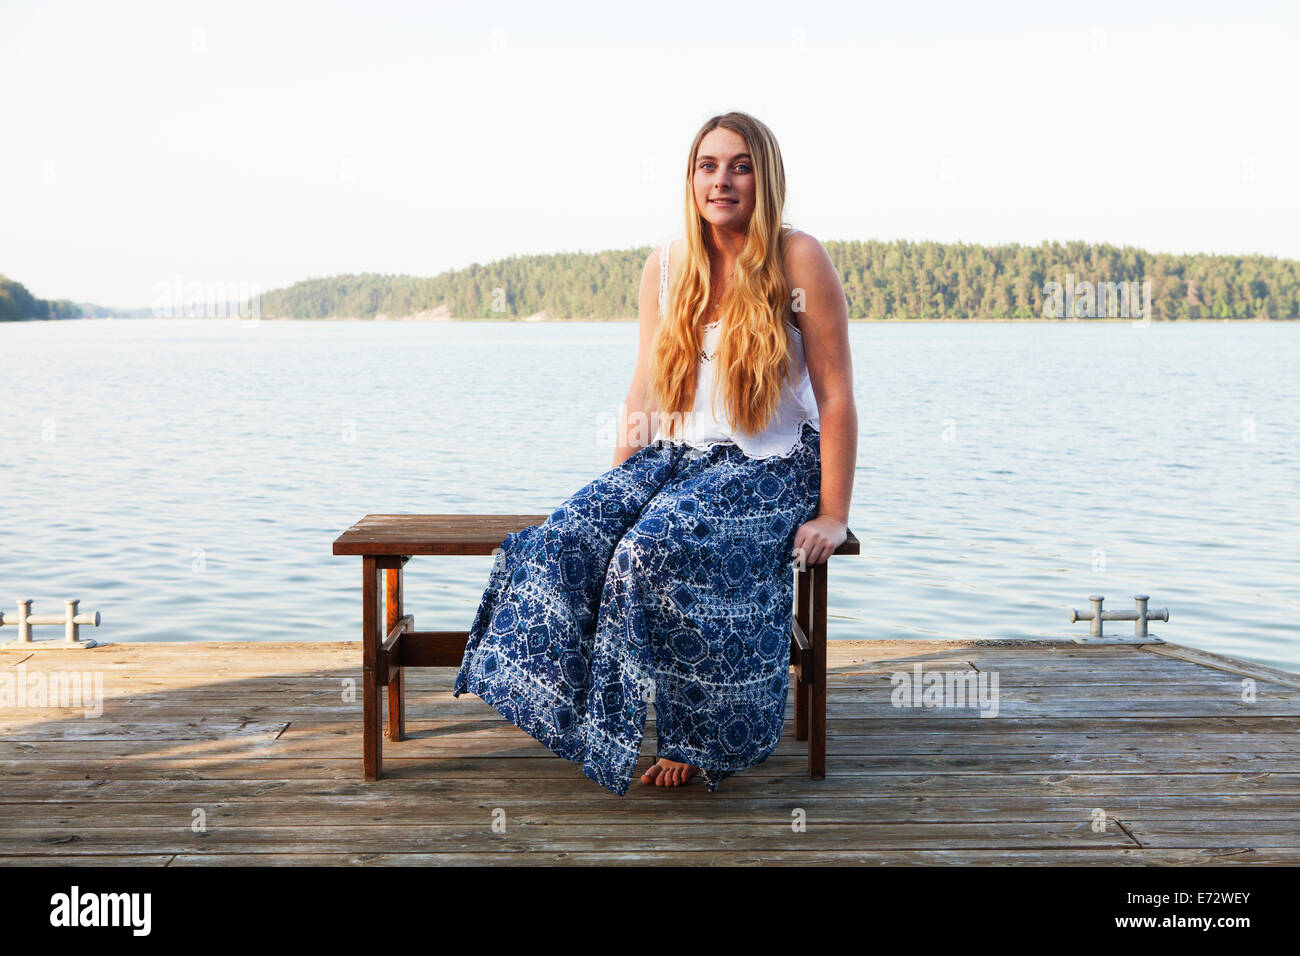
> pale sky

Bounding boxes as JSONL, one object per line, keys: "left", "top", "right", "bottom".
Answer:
{"left": 2, "top": 0, "right": 1296, "bottom": 309}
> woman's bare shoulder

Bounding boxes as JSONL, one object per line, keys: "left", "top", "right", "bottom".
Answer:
{"left": 644, "top": 238, "right": 684, "bottom": 272}
{"left": 640, "top": 238, "right": 679, "bottom": 321}
{"left": 663, "top": 238, "right": 686, "bottom": 285}
{"left": 783, "top": 228, "right": 827, "bottom": 264}
{"left": 782, "top": 229, "right": 838, "bottom": 289}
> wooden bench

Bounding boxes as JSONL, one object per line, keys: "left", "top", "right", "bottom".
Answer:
{"left": 333, "top": 515, "right": 860, "bottom": 782}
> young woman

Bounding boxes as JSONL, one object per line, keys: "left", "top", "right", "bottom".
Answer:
{"left": 453, "top": 111, "right": 856, "bottom": 795}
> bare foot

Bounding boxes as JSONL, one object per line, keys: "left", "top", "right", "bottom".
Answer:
{"left": 640, "top": 756, "right": 700, "bottom": 787}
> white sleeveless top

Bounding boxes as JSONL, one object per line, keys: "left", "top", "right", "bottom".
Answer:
{"left": 650, "top": 240, "right": 820, "bottom": 459}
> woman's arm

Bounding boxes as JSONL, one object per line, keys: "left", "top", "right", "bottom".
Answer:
{"left": 785, "top": 232, "right": 858, "bottom": 565}
{"left": 611, "top": 246, "right": 666, "bottom": 468}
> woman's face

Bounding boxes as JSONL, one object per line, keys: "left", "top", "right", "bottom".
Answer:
{"left": 693, "top": 127, "right": 756, "bottom": 232}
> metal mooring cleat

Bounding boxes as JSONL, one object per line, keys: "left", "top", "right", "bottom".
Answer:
{"left": 1069, "top": 594, "right": 1168, "bottom": 645}
{"left": 0, "top": 599, "right": 103, "bottom": 648}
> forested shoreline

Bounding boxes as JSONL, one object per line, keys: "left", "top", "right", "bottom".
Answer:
{"left": 255, "top": 239, "right": 1300, "bottom": 321}
{"left": 0, "top": 275, "right": 84, "bottom": 320}
{"left": 6, "top": 239, "right": 1299, "bottom": 321}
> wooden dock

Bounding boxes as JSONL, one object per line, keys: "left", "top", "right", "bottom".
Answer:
{"left": 2, "top": 639, "right": 1299, "bottom": 865}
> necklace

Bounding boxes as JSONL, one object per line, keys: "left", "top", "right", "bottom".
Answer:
{"left": 705, "top": 282, "right": 729, "bottom": 318}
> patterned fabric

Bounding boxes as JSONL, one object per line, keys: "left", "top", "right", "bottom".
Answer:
{"left": 452, "top": 419, "right": 822, "bottom": 795}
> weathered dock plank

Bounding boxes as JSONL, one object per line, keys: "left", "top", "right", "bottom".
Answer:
{"left": 2, "top": 639, "right": 1298, "bottom": 865}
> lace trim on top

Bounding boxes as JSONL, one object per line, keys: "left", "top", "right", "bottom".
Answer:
{"left": 658, "top": 241, "right": 671, "bottom": 318}
{"left": 671, "top": 417, "right": 821, "bottom": 460}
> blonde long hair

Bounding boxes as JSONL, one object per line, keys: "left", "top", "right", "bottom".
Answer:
{"left": 651, "top": 111, "right": 797, "bottom": 438}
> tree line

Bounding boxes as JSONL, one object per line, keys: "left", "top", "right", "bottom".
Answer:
{"left": 255, "top": 239, "right": 1300, "bottom": 321}
{"left": 6, "top": 238, "right": 1299, "bottom": 321}
{"left": 0, "top": 275, "right": 82, "bottom": 321}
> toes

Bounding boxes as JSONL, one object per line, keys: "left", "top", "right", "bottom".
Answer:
{"left": 645, "top": 758, "right": 700, "bottom": 788}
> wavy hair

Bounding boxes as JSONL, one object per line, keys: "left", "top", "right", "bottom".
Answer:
{"left": 651, "top": 111, "right": 797, "bottom": 439}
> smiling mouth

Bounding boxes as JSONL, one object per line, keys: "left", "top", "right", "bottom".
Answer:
{"left": 709, "top": 199, "right": 737, "bottom": 205}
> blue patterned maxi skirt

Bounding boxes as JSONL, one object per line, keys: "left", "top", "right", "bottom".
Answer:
{"left": 452, "top": 419, "right": 822, "bottom": 795}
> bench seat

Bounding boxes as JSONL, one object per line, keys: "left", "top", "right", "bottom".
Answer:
{"left": 334, "top": 514, "right": 859, "bottom": 782}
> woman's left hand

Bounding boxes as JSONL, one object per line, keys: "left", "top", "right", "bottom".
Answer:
{"left": 791, "top": 515, "right": 848, "bottom": 568}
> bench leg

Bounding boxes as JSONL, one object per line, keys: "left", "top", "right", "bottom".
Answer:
{"left": 794, "top": 564, "right": 811, "bottom": 742}
{"left": 385, "top": 567, "right": 405, "bottom": 742}
{"left": 362, "top": 556, "right": 384, "bottom": 780}
{"left": 808, "top": 561, "right": 827, "bottom": 779}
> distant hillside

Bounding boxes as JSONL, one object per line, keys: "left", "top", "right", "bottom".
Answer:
{"left": 74, "top": 301, "right": 134, "bottom": 318}
{"left": 0, "top": 275, "right": 83, "bottom": 320}
{"left": 254, "top": 239, "right": 1300, "bottom": 321}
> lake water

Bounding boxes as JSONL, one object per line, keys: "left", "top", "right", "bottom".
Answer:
{"left": 1, "top": 318, "right": 1296, "bottom": 673}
